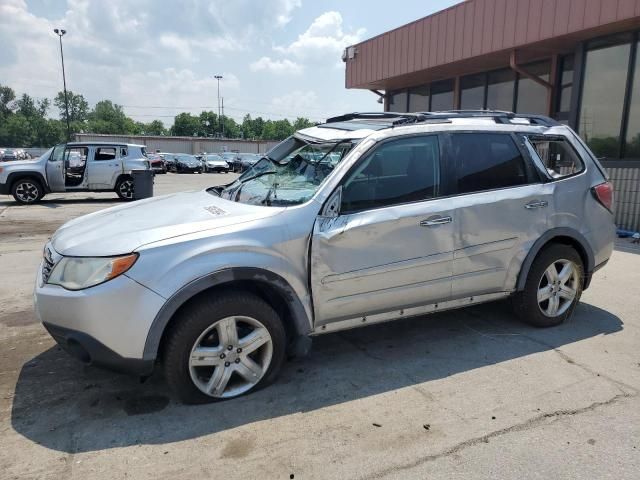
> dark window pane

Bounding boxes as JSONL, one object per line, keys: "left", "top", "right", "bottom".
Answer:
{"left": 341, "top": 136, "right": 440, "bottom": 212}
{"left": 430, "top": 80, "right": 454, "bottom": 111}
{"left": 558, "top": 55, "right": 574, "bottom": 113}
{"left": 486, "top": 69, "right": 515, "bottom": 111}
{"left": 451, "top": 133, "right": 528, "bottom": 194}
{"left": 625, "top": 41, "right": 640, "bottom": 158}
{"left": 516, "top": 60, "right": 550, "bottom": 115}
{"left": 579, "top": 42, "right": 631, "bottom": 158}
{"left": 408, "top": 85, "right": 429, "bottom": 112}
{"left": 388, "top": 91, "right": 408, "bottom": 112}
{"left": 460, "top": 73, "right": 485, "bottom": 109}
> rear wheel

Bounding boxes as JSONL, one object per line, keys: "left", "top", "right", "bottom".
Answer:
{"left": 12, "top": 178, "right": 44, "bottom": 204}
{"left": 115, "top": 176, "right": 134, "bottom": 201}
{"left": 513, "top": 244, "right": 583, "bottom": 327}
{"left": 163, "top": 292, "right": 286, "bottom": 403}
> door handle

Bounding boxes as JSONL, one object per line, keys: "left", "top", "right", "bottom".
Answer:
{"left": 525, "top": 200, "right": 548, "bottom": 209}
{"left": 420, "top": 216, "right": 452, "bottom": 227}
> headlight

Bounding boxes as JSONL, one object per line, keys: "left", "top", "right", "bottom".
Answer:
{"left": 47, "top": 253, "right": 138, "bottom": 290}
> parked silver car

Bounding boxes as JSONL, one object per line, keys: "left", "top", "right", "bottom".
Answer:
{"left": 0, "top": 142, "right": 150, "bottom": 203}
{"left": 202, "top": 154, "right": 230, "bottom": 173}
{"left": 34, "top": 111, "right": 615, "bottom": 403}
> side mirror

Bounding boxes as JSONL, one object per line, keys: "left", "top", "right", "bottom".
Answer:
{"left": 321, "top": 186, "right": 342, "bottom": 217}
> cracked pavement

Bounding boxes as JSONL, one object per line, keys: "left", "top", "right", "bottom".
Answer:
{"left": 1, "top": 173, "right": 639, "bottom": 479}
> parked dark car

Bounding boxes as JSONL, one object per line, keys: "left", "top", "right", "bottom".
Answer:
{"left": 174, "top": 154, "right": 203, "bottom": 173}
{"left": 238, "top": 153, "right": 262, "bottom": 172}
{"left": 158, "top": 153, "right": 178, "bottom": 172}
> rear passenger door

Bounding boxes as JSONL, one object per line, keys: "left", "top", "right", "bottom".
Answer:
{"left": 87, "top": 146, "right": 122, "bottom": 189}
{"left": 446, "top": 132, "right": 552, "bottom": 298}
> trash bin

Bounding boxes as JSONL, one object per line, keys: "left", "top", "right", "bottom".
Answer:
{"left": 131, "top": 169, "right": 154, "bottom": 200}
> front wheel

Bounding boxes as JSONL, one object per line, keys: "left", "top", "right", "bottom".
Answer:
{"left": 12, "top": 178, "right": 44, "bottom": 204}
{"left": 512, "top": 244, "right": 584, "bottom": 327}
{"left": 115, "top": 176, "right": 134, "bottom": 201}
{"left": 163, "top": 292, "right": 286, "bottom": 403}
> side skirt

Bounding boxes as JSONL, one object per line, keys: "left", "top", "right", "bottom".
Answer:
{"left": 310, "top": 292, "right": 511, "bottom": 335}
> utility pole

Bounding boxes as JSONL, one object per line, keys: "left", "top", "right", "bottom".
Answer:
{"left": 54, "top": 28, "right": 71, "bottom": 141}
{"left": 214, "top": 75, "right": 223, "bottom": 137}
{"left": 221, "top": 97, "right": 225, "bottom": 138}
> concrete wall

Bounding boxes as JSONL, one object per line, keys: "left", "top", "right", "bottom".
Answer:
{"left": 73, "top": 134, "right": 280, "bottom": 155}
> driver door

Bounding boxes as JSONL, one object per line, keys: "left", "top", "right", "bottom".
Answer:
{"left": 45, "top": 144, "right": 66, "bottom": 192}
{"left": 310, "top": 134, "right": 454, "bottom": 328}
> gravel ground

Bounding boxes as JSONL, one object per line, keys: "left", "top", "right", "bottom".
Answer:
{"left": 1, "top": 173, "right": 639, "bottom": 479}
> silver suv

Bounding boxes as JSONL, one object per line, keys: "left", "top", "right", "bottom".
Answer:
{"left": 0, "top": 142, "right": 150, "bottom": 204}
{"left": 34, "top": 112, "right": 615, "bottom": 403}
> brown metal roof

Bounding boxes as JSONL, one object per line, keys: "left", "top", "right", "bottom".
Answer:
{"left": 345, "top": 0, "right": 640, "bottom": 90}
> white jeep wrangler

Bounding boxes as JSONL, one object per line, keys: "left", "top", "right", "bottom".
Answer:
{"left": 0, "top": 141, "right": 150, "bottom": 204}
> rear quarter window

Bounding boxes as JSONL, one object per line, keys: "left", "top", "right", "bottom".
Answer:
{"left": 526, "top": 136, "right": 585, "bottom": 179}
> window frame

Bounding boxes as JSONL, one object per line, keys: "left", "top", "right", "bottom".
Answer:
{"left": 336, "top": 133, "right": 448, "bottom": 215}
{"left": 519, "top": 133, "right": 587, "bottom": 183}
{"left": 442, "top": 131, "right": 542, "bottom": 198}
{"left": 93, "top": 146, "right": 119, "bottom": 162}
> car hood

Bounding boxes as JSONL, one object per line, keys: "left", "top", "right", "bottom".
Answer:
{"left": 3, "top": 158, "right": 42, "bottom": 165}
{"left": 51, "top": 190, "right": 285, "bottom": 256}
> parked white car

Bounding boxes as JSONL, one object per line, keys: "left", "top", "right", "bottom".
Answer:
{"left": 0, "top": 141, "right": 150, "bottom": 204}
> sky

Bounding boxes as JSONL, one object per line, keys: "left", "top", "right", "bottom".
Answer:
{"left": 1, "top": 0, "right": 462, "bottom": 126}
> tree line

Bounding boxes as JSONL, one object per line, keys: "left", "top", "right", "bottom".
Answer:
{"left": 0, "top": 84, "right": 317, "bottom": 147}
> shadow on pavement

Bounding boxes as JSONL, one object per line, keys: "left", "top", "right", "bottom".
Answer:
{"left": 10, "top": 301, "right": 622, "bottom": 453}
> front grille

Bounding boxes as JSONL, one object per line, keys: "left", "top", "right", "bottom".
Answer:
{"left": 42, "top": 247, "right": 56, "bottom": 284}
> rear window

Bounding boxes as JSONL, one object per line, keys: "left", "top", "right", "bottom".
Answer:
{"left": 94, "top": 147, "right": 116, "bottom": 161}
{"left": 450, "top": 133, "right": 528, "bottom": 194}
{"left": 526, "top": 136, "right": 585, "bottom": 179}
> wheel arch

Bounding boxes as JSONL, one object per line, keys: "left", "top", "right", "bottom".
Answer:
{"left": 7, "top": 171, "right": 49, "bottom": 193}
{"left": 114, "top": 173, "right": 133, "bottom": 187}
{"left": 143, "top": 267, "right": 312, "bottom": 362}
{"left": 516, "top": 228, "right": 595, "bottom": 292}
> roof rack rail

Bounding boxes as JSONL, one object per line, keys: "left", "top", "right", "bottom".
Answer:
{"left": 326, "top": 112, "right": 428, "bottom": 126}
{"left": 417, "top": 110, "right": 560, "bottom": 126}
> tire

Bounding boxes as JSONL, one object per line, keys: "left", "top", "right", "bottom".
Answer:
{"left": 512, "top": 244, "right": 584, "bottom": 327}
{"left": 115, "top": 176, "right": 134, "bottom": 201}
{"left": 163, "top": 292, "right": 287, "bottom": 404}
{"left": 11, "top": 178, "right": 44, "bottom": 204}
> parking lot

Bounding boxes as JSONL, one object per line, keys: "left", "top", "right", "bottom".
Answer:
{"left": 1, "top": 173, "right": 639, "bottom": 479}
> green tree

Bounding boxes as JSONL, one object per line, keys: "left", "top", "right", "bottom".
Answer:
{"left": 171, "top": 112, "right": 201, "bottom": 136}
{"left": 54, "top": 90, "right": 89, "bottom": 123}
{"left": 0, "top": 84, "right": 15, "bottom": 117}
{"left": 87, "top": 100, "right": 130, "bottom": 134}
{"left": 142, "top": 120, "right": 166, "bottom": 135}
{"left": 0, "top": 114, "right": 34, "bottom": 147}
{"left": 293, "top": 117, "right": 316, "bottom": 131}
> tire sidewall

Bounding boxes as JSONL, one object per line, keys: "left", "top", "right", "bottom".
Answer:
{"left": 115, "top": 176, "right": 134, "bottom": 201}
{"left": 517, "top": 244, "right": 584, "bottom": 327}
{"left": 163, "top": 293, "right": 287, "bottom": 404}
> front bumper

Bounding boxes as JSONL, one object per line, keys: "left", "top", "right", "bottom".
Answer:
{"left": 34, "top": 263, "right": 166, "bottom": 374}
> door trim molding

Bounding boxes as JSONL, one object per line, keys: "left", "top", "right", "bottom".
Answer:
{"left": 311, "top": 291, "right": 510, "bottom": 335}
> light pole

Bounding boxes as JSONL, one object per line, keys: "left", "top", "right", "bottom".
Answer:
{"left": 54, "top": 28, "right": 71, "bottom": 141}
{"left": 214, "top": 75, "right": 223, "bottom": 137}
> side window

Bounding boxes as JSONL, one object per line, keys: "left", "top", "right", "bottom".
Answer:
{"left": 341, "top": 135, "right": 440, "bottom": 213}
{"left": 50, "top": 144, "right": 66, "bottom": 162}
{"left": 450, "top": 133, "right": 528, "bottom": 194}
{"left": 120, "top": 147, "right": 128, "bottom": 158}
{"left": 64, "top": 147, "right": 88, "bottom": 168}
{"left": 527, "top": 136, "right": 585, "bottom": 179}
{"left": 94, "top": 147, "right": 117, "bottom": 161}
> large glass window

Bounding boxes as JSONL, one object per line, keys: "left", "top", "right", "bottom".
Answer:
{"left": 460, "top": 74, "right": 486, "bottom": 110}
{"left": 408, "top": 85, "right": 429, "bottom": 112}
{"left": 430, "top": 80, "right": 454, "bottom": 111}
{"left": 516, "top": 61, "right": 550, "bottom": 115}
{"left": 625, "top": 41, "right": 640, "bottom": 158}
{"left": 450, "top": 133, "right": 528, "bottom": 194}
{"left": 579, "top": 40, "right": 631, "bottom": 158}
{"left": 486, "top": 69, "right": 516, "bottom": 111}
{"left": 388, "top": 91, "right": 408, "bottom": 112}
{"left": 341, "top": 136, "right": 440, "bottom": 212}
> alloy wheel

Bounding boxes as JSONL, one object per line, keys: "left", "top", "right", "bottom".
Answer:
{"left": 118, "top": 179, "right": 134, "bottom": 199}
{"left": 15, "top": 182, "right": 39, "bottom": 203}
{"left": 188, "top": 316, "right": 273, "bottom": 398}
{"left": 537, "top": 259, "right": 578, "bottom": 317}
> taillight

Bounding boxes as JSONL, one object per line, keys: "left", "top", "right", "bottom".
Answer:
{"left": 591, "top": 182, "right": 613, "bottom": 212}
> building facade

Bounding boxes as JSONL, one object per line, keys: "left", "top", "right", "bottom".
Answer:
{"left": 344, "top": 0, "right": 640, "bottom": 231}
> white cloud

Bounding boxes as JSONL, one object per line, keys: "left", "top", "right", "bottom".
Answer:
{"left": 249, "top": 57, "right": 303, "bottom": 75}
{"left": 274, "top": 11, "right": 366, "bottom": 63}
